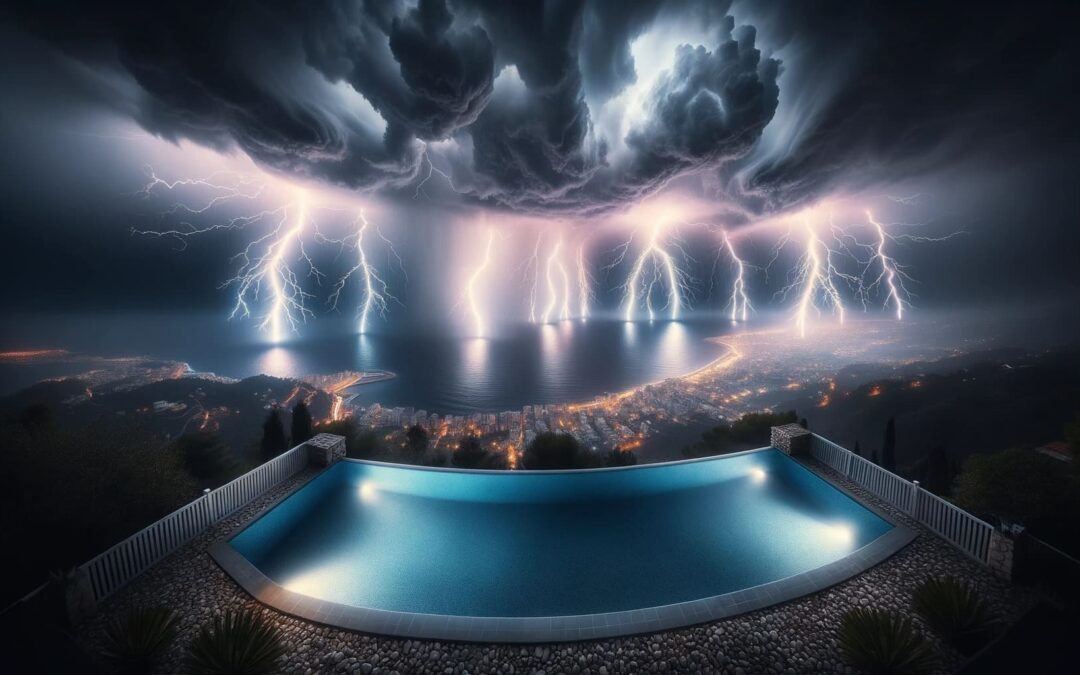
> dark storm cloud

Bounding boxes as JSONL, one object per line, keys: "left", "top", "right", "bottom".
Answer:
{"left": 451, "top": 0, "right": 604, "bottom": 211}
{"left": 442, "top": 0, "right": 779, "bottom": 215}
{"left": 618, "top": 23, "right": 779, "bottom": 203}
{"left": 299, "top": 0, "right": 494, "bottom": 141}
{"left": 15, "top": 0, "right": 497, "bottom": 191}
{"left": 11, "top": 0, "right": 781, "bottom": 215}
{"left": 11, "top": 0, "right": 1078, "bottom": 219}
{"left": 719, "top": 0, "right": 1080, "bottom": 215}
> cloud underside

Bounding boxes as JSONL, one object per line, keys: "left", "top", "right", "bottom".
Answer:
{"left": 19, "top": 0, "right": 1075, "bottom": 218}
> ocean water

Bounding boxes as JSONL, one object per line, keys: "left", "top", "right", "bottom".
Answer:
{"left": 230, "top": 448, "right": 893, "bottom": 617}
{"left": 0, "top": 312, "right": 731, "bottom": 413}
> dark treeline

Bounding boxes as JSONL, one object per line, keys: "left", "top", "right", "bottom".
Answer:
{"left": 682, "top": 410, "right": 798, "bottom": 458}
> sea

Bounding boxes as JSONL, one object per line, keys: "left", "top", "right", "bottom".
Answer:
{"left": 0, "top": 312, "right": 733, "bottom": 414}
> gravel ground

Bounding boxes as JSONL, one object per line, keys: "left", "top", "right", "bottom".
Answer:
{"left": 77, "top": 461, "right": 1035, "bottom": 674}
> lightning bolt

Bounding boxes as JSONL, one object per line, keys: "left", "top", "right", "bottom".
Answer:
{"left": 130, "top": 168, "right": 277, "bottom": 251}
{"left": 467, "top": 229, "right": 495, "bottom": 337}
{"left": 542, "top": 236, "right": 571, "bottom": 323}
{"left": 413, "top": 150, "right": 463, "bottom": 201}
{"left": 865, "top": 210, "right": 905, "bottom": 320}
{"left": 324, "top": 210, "right": 402, "bottom": 334}
{"left": 776, "top": 220, "right": 851, "bottom": 338}
{"left": 132, "top": 169, "right": 321, "bottom": 343}
{"left": 228, "top": 198, "right": 317, "bottom": 344}
{"left": 616, "top": 222, "right": 688, "bottom": 322}
{"left": 721, "top": 230, "right": 752, "bottom": 322}
{"left": 576, "top": 241, "right": 594, "bottom": 321}
{"left": 523, "top": 233, "right": 543, "bottom": 323}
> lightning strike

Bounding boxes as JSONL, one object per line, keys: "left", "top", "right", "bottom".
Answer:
{"left": 228, "top": 199, "right": 316, "bottom": 344}
{"left": 576, "top": 242, "right": 594, "bottom": 321}
{"left": 523, "top": 233, "right": 543, "bottom": 323}
{"left": 865, "top": 210, "right": 905, "bottom": 320}
{"left": 617, "top": 222, "right": 688, "bottom": 322}
{"left": 324, "top": 210, "right": 402, "bottom": 335}
{"left": 781, "top": 221, "right": 849, "bottom": 338}
{"left": 721, "top": 230, "right": 752, "bottom": 322}
{"left": 542, "top": 236, "right": 571, "bottom": 323}
{"left": 467, "top": 229, "right": 495, "bottom": 337}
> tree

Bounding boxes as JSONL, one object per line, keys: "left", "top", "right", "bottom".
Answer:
{"left": 798, "top": 417, "right": 808, "bottom": 429}
{"left": 683, "top": 410, "right": 797, "bottom": 458}
{"left": 290, "top": 401, "right": 313, "bottom": 445}
{"left": 881, "top": 417, "right": 897, "bottom": 472}
{"left": 523, "top": 432, "right": 590, "bottom": 470}
{"left": 952, "top": 449, "right": 1078, "bottom": 526}
{"left": 853, "top": 439, "right": 862, "bottom": 457}
{"left": 260, "top": 409, "right": 288, "bottom": 462}
{"left": 174, "top": 431, "right": 239, "bottom": 489}
{"left": 406, "top": 425, "right": 429, "bottom": 455}
{"left": 1065, "top": 412, "right": 1080, "bottom": 454}
{"left": 17, "top": 403, "right": 53, "bottom": 436}
{"left": 923, "top": 445, "right": 951, "bottom": 496}
{"left": 451, "top": 435, "right": 489, "bottom": 468}
{"left": 605, "top": 446, "right": 638, "bottom": 467}
{"left": 316, "top": 418, "right": 381, "bottom": 459}
{"left": 0, "top": 420, "right": 194, "bottom": 605}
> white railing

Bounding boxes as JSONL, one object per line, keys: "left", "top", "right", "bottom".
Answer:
{"left": 913, "top": 488, "right": 992, "bottom": 563}
{"left": 809, "top": 434, "right": 994, "bottom": 564}
{"left": 82, "top": 444, "right": 310, "bottom": 602}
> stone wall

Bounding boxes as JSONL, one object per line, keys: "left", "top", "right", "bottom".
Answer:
{"left": 305, "top": 433, "right": 346, "bottom": 467}
{"left": 770, "top": 423, "right": 811, "bottom": 457}
{"left": 987, "top": 523, "right": 1025, "bottom": 580}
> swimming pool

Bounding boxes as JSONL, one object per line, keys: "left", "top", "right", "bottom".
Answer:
{"left": 214, "top": 448, "right": 913, "bottom": 641}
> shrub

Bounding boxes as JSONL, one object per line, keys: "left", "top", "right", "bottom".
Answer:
{"left": 451, "top": 435, "right": 489, "bottom": 468}
{"left": 605, "top": 447, "right": 638, "bottom": 467}
{"left": 682, "top": 410, "right": 797, "bottom": 458}
{"left": 838, "top": 608, "right": 937, "bottom": 674}
{"left": 187, "top": 610, "right": 284, "bottom": 675}
{"left": 406, "top": 425, "right": 429, "bottom": 455}
{"left": 100, "top": 607, "right": 179, "bottom": 674}
{"left": 522, "top": 432, "right": 591, "bottom": 469}
{"left": 913, "top": 576, "right": 998, "bottom": 654}
{"left": 175, "top": 431, "right": 240, "bottom": 489}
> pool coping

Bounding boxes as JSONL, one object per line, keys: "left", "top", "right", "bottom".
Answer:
{"left": 209, "top": 449, "right": 916, "bottom": 643}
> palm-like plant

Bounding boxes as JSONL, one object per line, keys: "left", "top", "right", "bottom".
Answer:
{"left": 100, "top": 607, "right": 179, "bottom": 674}
{"left": 838, "top": 608, "right": 937, "bottom": 675}
{"left": 186, "top": 609, "right": 284, "bottom": 675}
{"left": 913, "top": 576, "right": 998, "bottom": 655}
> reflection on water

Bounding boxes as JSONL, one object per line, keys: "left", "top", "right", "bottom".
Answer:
{"left": 343, "top": 318, "right": 720, "bottom": 413}
{"left": 1, "top": 313, "right": 732, "bottom": 414}
{"left": 460, "top": 337, "right": 491, "bottom": 398}
{"left": 656, "top": 321, "right": 689, "bottom": 370}
{"left": 255, "top": 347, "right": 299, "bottom": 377}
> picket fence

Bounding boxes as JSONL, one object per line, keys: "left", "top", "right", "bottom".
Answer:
{"left": 82, "top": 443, "right": 310, "bottom": 601}
{"left": 809, "top": 434, "right": 993, "bottom": 564}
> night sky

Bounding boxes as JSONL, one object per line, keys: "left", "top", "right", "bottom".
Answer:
{"left": 1, "top": 0, "right": 1078, "bottom": 318}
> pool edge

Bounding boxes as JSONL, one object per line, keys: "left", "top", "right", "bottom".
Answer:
{"left": 209, "top": 453, "right": 917, "bottom": 643}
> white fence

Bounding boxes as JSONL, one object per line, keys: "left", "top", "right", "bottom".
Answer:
{"left": 809, "top": 434, "right": 994, "bottom": 564}
{"left": 83, "top": 444, "right": 310, "bottom": 602}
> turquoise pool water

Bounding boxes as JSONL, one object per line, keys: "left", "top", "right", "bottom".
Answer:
{"left": 230, "top": 449, "right": 892, "bottom": 617}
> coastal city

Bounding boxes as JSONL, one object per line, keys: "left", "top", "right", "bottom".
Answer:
{"left": 343, "top": 321, "right": 954, "bottom": 466}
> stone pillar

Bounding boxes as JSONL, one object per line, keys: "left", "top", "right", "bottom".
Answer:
{"left": 770, "top": 423, "right": 811, "bottom": 457}
{"left": 305, "top": 433, "right": 347, "bottom": 467}
{"left": 987, "top": 522, "right": 1025, "bottom": 580}
{"left": 43, "top": 567, "right": 96, "bottom": 626}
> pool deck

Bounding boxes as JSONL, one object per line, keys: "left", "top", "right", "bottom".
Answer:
{"left": 208, "top": 451, "right": 917, "bottom": 643}
{"left": 76, "top": 453, "right": 1034, "bottom": 674}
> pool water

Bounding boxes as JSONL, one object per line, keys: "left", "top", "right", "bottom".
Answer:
{"left": 230, "top": 449, "right": 892, "bottom": 618}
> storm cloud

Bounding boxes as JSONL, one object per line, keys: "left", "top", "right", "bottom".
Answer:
{"left": 10, "top": 0, "right": 1079, "bottom": 218}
